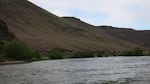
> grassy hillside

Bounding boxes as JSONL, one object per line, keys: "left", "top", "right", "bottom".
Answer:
{"left": 0, "top": 0, "right": 149, "bottom": 52}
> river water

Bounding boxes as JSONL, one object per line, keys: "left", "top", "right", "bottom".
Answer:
{"left": 0, "top": 56, "right": 150, "bottom": 84}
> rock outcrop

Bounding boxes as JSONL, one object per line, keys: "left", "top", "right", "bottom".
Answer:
{"left": 0, "top": 19, "right": 15, "bottom": 42}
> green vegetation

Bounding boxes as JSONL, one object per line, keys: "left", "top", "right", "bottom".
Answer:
{"left": 30, "top": 50, "right": 42, "bottom": 60}
{"left": 97, "top": 51, "right": 118, "bottom": 57}
{"left": 0, "top": 41, "right": 65, "bottom": 62}
{"left": 0, "top": 43, "right": 5, "bottom": 56}
{"left": 120, "top": 48, "right": 144, "bottom": 56}
{"left": 71, "top": 52, "right": 94, "bottom": 58}
{"left": 5, "top": 41, "right": 32, "bottom": 60}
{"left": 0, "top": 41, "right": 42, "bottom": 62}
{"left": 47, "top": 50, "right": 64, "bottom": 59}
{"left": 97, "top": 52, "right": 107, "bottom": 57}
{"left": 0, "top": 43, "right": 7, "bottom": 61}
{"left": 0, "top": 41, "right": 150, "bottom": 62}
{"left": 148, "top": 51, "right": 150, "bottom": 56}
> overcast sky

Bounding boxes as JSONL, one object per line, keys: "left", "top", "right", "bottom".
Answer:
{"left": 28, "top": 0, "right": 150, "bottom": 30}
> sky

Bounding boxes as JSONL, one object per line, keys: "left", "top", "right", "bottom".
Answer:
{"left": 28, "top": 0, "right": 150, "bottom": 30}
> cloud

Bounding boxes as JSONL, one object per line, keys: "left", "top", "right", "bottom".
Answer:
{"left": 28, "top": 0, "right": 150, "bottom": 30}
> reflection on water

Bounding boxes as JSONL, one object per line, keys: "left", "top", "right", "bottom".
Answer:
{"left": 0, "top": 56, "right": 150, "bottom": 84}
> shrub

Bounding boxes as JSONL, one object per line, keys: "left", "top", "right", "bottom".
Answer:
{"left": 0, "top": 43, "right": 6, "bottom": 61}
{"left": 47, "top": 50, "right": 64, "bottom": 59}
{"left": 29, "top": 50, "right": 42, "bottom": 61}
{"left": 148, "top": 51, "right": 150, "bottom": 56}
{"left": 0, "top": 43, "right": 5, "bottom": 57}
{"left": 5, "top": 41, "right": 32, "bottom": 60}
{"left": 120, "top": 48, "right": 144, "bottom": 56}
{"left": 72, "top": 52, "right": 94, "bottom": 58}
{"left": 120, "top": 50, "right": 133, "bottom": 56}
{"left": 133, "top": 48, "right": 143, "bottom": 56}
{"left": 97, "top": 51, "right": 106, "bottom": 57}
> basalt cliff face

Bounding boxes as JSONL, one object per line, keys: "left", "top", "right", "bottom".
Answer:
{"left": 0, "top": 0, "right": 149, "bottom": 51}
{"left": 0, "top": 19, "right": 15, "bottom": 42}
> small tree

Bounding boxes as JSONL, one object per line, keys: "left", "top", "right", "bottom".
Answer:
{"left": 30, "top": 50, "right": 42, "bottom": 60}
{"left": 47, "top": 50, "right": 64, "bottom": 59}
{"left": 0, "top": 43, "right": 6, "bottom": 61}
{"left": 5, "top": 41, "right": 32, "bottom": 60}
{"left": 0, "top": 43, "right": 5, "bottom": 56}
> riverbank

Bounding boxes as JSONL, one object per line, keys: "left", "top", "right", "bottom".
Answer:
{"left": 0, "top": 61, "right": 29, "bottom": 65}
{"left": 1, "top": 41, "right": 150, "bottom": 65}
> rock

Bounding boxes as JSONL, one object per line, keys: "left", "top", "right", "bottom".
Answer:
{"left": 0, "top": 19, "right": 15, "bottom": 42}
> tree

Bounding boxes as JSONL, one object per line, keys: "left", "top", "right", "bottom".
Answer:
{"left": 5, "top": 41, "right": 32, "bottom": 60}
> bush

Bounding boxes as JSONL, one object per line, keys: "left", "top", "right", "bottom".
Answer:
{"left": 148, "top": 51, "right": 150, "bottom": 56}
{"left": 0, "top": 43, "right": 6, "bottom": 61}
{"left": 0, "top": 43, "right": 5, "bottom": 57}
{"left": 32, "top": 50, "right": 41, "bottom": 59}
{"left": 47, "top": 50, "right": 64, "bottom": 59}
{"left": 120, "top": 48, "right": 144, "bottom": 56}
{"left": 120, "top": 50, "right": 133, "bottom": 56}
{"left": 133, "top": 48, "right": 144, "bottom": 56}
{"left": 72, "top": 52, "right": 94, "bottom": 58}
{"left": 5, "top": 41, "right": 33, "bottom": 60}
{"left": 29, "top": 50, "right": 42, "bottom": 61}
{"left": 97, "top": 51, "right": 107, "bottom": 57}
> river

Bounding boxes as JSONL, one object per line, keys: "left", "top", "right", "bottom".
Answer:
{"left": 0, "top": 56, "right": 150, "bottom": 84}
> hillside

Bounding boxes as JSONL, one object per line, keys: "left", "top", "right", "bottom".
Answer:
{"left": 98, "top": 26, "right": 150, "bottom": 49}
{"left": 0, "top": 0, "right": 149, "bottom": 52}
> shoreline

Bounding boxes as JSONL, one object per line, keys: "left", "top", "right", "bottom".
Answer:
{"left": 0, "top": 56, "right": 150, "bottom": 65}
{"left": 0, "top": 61, "right": 29, "bottom": 65}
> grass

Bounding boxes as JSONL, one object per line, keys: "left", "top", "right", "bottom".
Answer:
{"left": 119, "top": 48, "right": 145, "bottom": 56}
{"left": 47, "top": 50, "right": 64, "bottom": 59}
